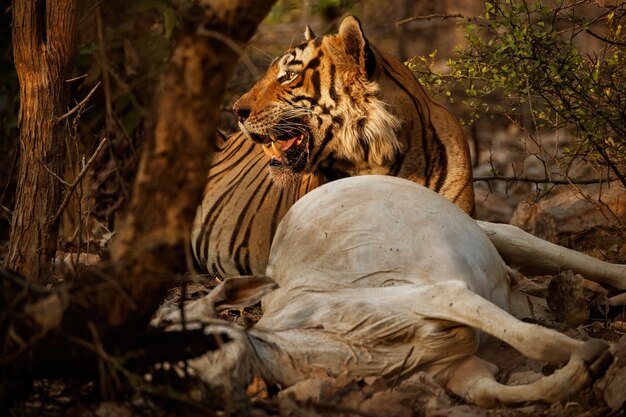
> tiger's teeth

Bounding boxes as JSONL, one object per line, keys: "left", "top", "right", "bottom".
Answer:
{"left": 262, "top": 142, "right": 284, "bottom": 161}
{"left": 262, "top": 143, "right": 274, "bottom": 159}
{"left": 271, "top": 142, "right": 285, "bottom": 160}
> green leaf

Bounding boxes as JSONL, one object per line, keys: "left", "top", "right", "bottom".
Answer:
{"left": 163, "top": 8, "right": 180, "bottom": 39}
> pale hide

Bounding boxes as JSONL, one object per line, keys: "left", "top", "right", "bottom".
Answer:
{"left": 163, "top": 175, "right": 613, "bottom": 407}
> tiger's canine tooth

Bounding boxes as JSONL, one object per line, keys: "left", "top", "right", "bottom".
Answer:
{"left": 262, "top": 143, "right": 274, "bottom": 159}
{"left": 261, "top": 141, "right": 285, "bottom": 161}
{"left": 272, "top": 142, "right": 285, "bottom": 160}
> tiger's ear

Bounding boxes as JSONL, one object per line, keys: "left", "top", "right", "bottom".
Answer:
{"left": 211, "top": 275, "right": 278, "bottom": 312}
{"left": 304, "top": 25, "right": 316, "bottom": 41}
{"left": 338, "top": 16, "right": 376, "bottom": 78}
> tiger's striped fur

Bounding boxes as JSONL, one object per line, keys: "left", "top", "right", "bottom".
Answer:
{"left": 191, "top": 131, "right": 323, "bottom": 276}
{"left": 192, "top": 16, "right": 474, "bottom": 277}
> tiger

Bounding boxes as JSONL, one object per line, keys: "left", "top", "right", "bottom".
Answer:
{"left": 192, "top": 16, "right": 474, "bottom": 277}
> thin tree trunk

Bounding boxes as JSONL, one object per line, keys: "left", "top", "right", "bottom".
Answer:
{"left": 7, "top": 0, "right": 78, "bottom": 280}
{"left": 1, "top": 0, "right": 276, "bottom": 382}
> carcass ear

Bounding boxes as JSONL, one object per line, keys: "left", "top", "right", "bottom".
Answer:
{"left": 337, "top": 16, "right": 376, "bottom": 78}
{"left": 304, "top": 25, "right": 316, "bottom": 41}
{"left": 211, "top": 276, "right": 278, "bottom": 312}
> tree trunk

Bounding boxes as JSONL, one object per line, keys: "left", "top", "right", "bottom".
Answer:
{"left": 104, "top": 0, "right": 277, "bottom": 327}
{"left": 1, "top": 0, "right": 276, "bottom": 383}
{"left": 6, "top": 0, "right": 78, "bottom": 280}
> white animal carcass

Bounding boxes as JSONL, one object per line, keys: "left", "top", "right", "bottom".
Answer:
{"left": 167, "top": 175, "right": 611, "bottom": 406}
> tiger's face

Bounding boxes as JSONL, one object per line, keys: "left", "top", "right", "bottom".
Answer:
{"left": 233, "top": 17, "right": 401, "bottom": 186}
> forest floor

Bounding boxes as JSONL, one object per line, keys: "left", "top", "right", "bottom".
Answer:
{"left": 7, "top": 155, "right": 626, "bottom": 416}
{"left": 8, "top": 276, "right": 625, "bottom": 417}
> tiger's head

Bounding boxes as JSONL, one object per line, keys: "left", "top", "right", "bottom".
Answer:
{"left": 233, "top": 16, "right": 401, "bottom": 186}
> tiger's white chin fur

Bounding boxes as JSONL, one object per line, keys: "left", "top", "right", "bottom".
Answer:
{"left": 269, "top": 165, "right": 302, "bottom": 188}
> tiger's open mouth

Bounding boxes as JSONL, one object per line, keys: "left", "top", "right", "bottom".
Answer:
{"left": 263, "top": 131, "right": 309, "bottom": 171}
{"left": 239, "top": 122, "right": 310, "bottom": 173}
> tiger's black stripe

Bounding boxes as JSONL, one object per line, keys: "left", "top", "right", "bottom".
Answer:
{"left": 233, "top": 178, "right": 275, "bottom": 274}
{"left": 195, "top": 140, "right": 266, "bottom": 265}
{"left": 310, "top": 125, "right": 334, "bottom": 167}
{"left": 379, "top": 53, "right": 448, "bottom": 191}
{"left": 328, "top": 64, "right": 339, "bottom": 102}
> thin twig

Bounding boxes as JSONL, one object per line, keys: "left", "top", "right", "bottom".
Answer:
{"left": 197, "top": 28, "right": 260, "bottom": 79}
{"left": 585, "top": 29, "right": 626, "bottom": 46}
{"left": 54, "top": 81, "right": 101, "bottom": 123}
{"left": 473, "top": 174, "right": 618, "bottom": 185}
{"left": 95, "top": 6, "right": 134, "bottom": 199}
{"left": 37, "top": 159, "right": 70, "bottom": 187}
{"left": 396, "top": 13, "right": 469, "bottom": 28}
{"left": 79, "top": 0, "right": 105, "bottom": 24}
{"left": 0, "top": 205, "right": 11, "bottom": 221}
{"left": 51, "top": 138, "right": 108, "bottom": 223}
{"left": 525, "top": 80, "right": 551, "bottom": 182}
{"left": 88, "top": 321, "right": 120, "bottom": 399}
{"left": 63, "top": 324, "right": 219, "bottom": 413}
{"left": 83, "top": 266, "right": 138, "bottom": 311}
{"left": 62, "top": 324, "right": 134, "bottom": 380}
{"left": 391, "top": 346, "right": 414, "bottom": 388}
{"left": 593, "top": 143, "right": 626, "bottom": 189}
{"left": 65, "top": 73, "right": 89, "bottom": 83}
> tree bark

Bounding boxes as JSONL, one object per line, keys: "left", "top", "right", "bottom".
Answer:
{"left": 1, "top": 0, "right": 276, "bottom": 383}
{"left": 103, "top": 0, "right": 277, "bottom": 327}
{"left": 6, "top": 0, "right": 78, "bottom": 280}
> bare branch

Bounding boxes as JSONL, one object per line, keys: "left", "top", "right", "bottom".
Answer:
{"left": 65, "top": 73, "right": 88, "bottom": 83}
{"left": 51, "top": 137, "right": 108, "bottom": 223}
{"left": 474, "top": 175, "right": 618, "bottom": 185}
{"left": 37, "top": 158, "right": 71, "bottom": 187}
{"left": 0, "top": 205, "right": 11, "bottom": 221}
{"left": 396, "top": 13, "right": 472, "bottom": 28}
{"left": 54, "top": 81, "right": 101, "bottom": 123}
{"left": 198, "top": 28, "right": 260, "bottom": 79}
{"left": 585, "top": 29, "right": 626, "bottom": 46}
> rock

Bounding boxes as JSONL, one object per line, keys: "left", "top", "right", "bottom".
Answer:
{"left": 395, "top": 372, "right": 453, "bottom": 412}
{"left": 510, "top": 183, "right": 626, "bottom": 259}
{"left": 546, "top": 271, "right": 589, "bottom": 328}
{"left": 278, "top": 377, "right": 331, "bottom": 403}
{"left": 474, "top": 183, "right": 516, "bottom": 223}
{"left": 360, "top": 389, "right": 415, "bottom": 417}
{"left": 278, "top": 372, "right": 453, "bottom": 417}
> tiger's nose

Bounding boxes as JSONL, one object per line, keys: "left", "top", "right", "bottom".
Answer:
{"left": 233, "top": 103, "right": 251, "bottom": 123}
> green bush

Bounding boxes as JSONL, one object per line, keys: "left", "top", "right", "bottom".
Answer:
{"left": 410, "top": 0, "right": 626, "bottom": 185}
